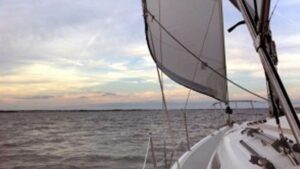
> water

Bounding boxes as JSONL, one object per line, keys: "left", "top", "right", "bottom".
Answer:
{"left": 0, "top": 109, "right": 268, "bottom": 169}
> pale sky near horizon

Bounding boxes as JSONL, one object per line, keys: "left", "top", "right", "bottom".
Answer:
{"left": 0, "top": 0, "right": 300, "bottom": 110}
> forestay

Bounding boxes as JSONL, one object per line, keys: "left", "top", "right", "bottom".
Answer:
{"left": 143, "top": 0, "right": 228, "bottom": 102}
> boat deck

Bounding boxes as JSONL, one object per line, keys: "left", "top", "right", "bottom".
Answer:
{"left": 171, "top": 114, "right": 300, "bottom": 169}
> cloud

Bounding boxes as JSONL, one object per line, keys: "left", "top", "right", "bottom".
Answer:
{"left": 101, "top": 92, "right": 117, "bottom": 97}
{"left": 0, "top": 0, "right": 145, "bottom": 72}
{"left": 15, "top": 95, "right": 54, "bottom": 100}
{"left": 278, "top": 0, "right": 300, "bottom": 6}
{"left": 0, "top": 0, "right": 299, "bottom": 109}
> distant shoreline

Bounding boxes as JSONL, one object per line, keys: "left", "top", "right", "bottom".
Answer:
{"left": 0, "top": 109, "right": 154, "bottom": 113}
{"left": 0, "top": 107, "right": 298, "bottom": 113}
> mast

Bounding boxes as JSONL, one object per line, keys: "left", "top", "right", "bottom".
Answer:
{"left": 233, "top": 0, "right": 300, "bottom": 145}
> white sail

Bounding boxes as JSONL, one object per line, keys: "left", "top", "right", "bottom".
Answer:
{"left": 143, "top": 0, "right": 228, "bottom": 102}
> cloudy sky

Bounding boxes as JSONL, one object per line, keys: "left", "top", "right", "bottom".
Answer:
{"left": 0, "top": 0, "right": 299, "bottom": 110}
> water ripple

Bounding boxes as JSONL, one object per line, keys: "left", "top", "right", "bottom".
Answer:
{"left": 0, "top": 109, "right": 269, "bottom": 169}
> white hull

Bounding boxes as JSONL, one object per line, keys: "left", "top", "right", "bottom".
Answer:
{"left": 171, "top": 114, "right": 300, "bottom": 169}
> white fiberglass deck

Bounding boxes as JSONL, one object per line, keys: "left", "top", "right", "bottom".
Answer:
{"left": 170, "top": 126, "right": 229, "bottom": 169}
{"left": 171, "top": 114, "right": 300, "bottom": 169}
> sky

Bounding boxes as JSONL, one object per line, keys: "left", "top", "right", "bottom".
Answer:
{"left": 0, "top": 0, "right": 300, "bottom": 110}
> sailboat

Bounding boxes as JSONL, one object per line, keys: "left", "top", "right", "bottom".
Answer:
{"left": 141, "top": 0, "right": 300, "bottom": 169}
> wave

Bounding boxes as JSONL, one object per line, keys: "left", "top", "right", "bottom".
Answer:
{"left": 62, "top": 154, "right": 145, "bottom": 163}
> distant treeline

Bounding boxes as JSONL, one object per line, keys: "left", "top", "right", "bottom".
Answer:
{"left": 0, "top": 107, "right": 299, "bottom": 113}
{"left": 0, "top": 109, "right": 150, "bottom": 113}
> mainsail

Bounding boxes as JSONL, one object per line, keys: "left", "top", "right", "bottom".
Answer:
{"left": 143, "top": 0, "right": 228, "bottom": 102}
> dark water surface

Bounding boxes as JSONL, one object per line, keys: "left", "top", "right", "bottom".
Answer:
{"left": 0, "top": 109, "right": 268, "bottom": 169}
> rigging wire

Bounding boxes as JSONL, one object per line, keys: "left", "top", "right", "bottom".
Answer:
{"left": 179, "top": 0, "right": 216, "bottom": 146}
{"left": 142, "top": 136, "right": 151, "bottom": 169}
{"left": 156, "top": 66, "right": 174, "bottom": 137}
{"left": 155, "top": 0, "right": 172, "bottom": 137}
{"left": 269, "top": 0, "right": 280, "bottom": 21}
{"left": 147, "top": 8, "right": 176, "bottom": 167}
{"left": 157, "top": 0, "right": 169, "bottom": 137}
{"left": 182, "top": 90, "right": 192, "bottom": 150}
{"left": 142, "top": 2, "right": 270, "bottom": 168}
{"left": 179, "top": 0, "right": 219, "bottom": 153}
{"left": 146, "top": 5, "right": 174, "bottom": 139}
{"left": 144, "top": 8, "right": 268, "bottom": 102}
{"left": 266, "top": 0, "right": 292, "bottom": 149}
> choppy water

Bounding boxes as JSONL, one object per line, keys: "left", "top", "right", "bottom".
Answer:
{"left": 0, "top": 109, "right": 268, "bottom": 169}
